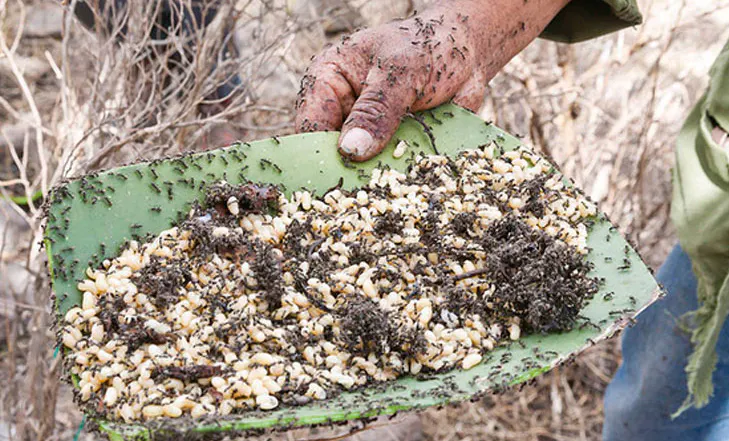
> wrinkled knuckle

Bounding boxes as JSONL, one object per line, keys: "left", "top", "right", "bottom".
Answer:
{"left": 346, "top": 91, "right": 393, "bottom": 138}
{"left": 345, "top": 111, "right": 386, "bottom": 137}
{"left": 314, "top": 63, "right": 354, "bottom": 92}
{"left": 319, "top": 61, "right": 347, "bottom": 79}
{"left": 297, "top": 64, "right": 351, "bottom": 104}
{"left": 356, "top": 89, "right": 390, "bottom": 114}
{"left": 303, "top": 48, "right": 343, "bottom": 81}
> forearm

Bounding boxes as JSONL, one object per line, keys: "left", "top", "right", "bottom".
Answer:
{"left": 420, "top": 0, "right": 571, "bottom": 79}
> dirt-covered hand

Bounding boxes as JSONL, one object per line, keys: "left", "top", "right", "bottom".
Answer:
{"left": 295, "top": 0, "right": 570, "bottom": 161}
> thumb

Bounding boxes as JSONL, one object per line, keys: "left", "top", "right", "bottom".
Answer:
{"left": 452, "top": 71, "right": 488, "bottom": 113}
{"left": 338, "top": 70, "right": 417, "bottom": 162}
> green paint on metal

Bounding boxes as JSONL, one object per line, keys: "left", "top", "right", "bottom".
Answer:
{"left": 45, "top": 104, "right": 660, "bottom": 440}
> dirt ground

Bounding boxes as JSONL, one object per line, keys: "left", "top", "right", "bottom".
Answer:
{"left": 2, "top": 0, "right": 729, "bottom": 440}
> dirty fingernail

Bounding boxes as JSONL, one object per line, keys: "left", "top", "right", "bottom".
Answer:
{"left": 339, "top": 128, "right": 374, "bottom": 158}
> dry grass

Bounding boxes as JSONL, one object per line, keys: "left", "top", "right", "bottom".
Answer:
{"left": 1, "top": 0, "right": 729, "bottom": 440}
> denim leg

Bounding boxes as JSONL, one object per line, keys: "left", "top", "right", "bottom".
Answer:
{"left": 603, "top": 245, "right": 729, "bottom": 441}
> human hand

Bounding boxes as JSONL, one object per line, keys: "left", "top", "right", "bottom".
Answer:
{"left": 295, "top": 0, "right": 570, "bottom": 162}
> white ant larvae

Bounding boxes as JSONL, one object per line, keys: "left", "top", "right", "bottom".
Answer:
{"left": 461, "top": 353, "right": 483, "bottom": 370}
{"left": 393, "top": 140, "right": 409, "bottom": 159}
{"left": 142, "top": 405, "right": 163, "bottom": 419}
{"left": 163, "top": 404, "right": 183, "bottom": 418}
{"left": 227, "top": 196, "right": 240, "bottom": 216}
{"left": 104, "top": 387, "right": 119, "bottom": 406}
{"left": 63, "top": 148, "right": 598, "bottom": 421}
{"left": 256, "top": 394, "right": 279, "bottom": 410}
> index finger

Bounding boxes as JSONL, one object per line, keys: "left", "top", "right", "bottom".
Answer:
{"left": 295, "top": 39, "right": 373, "bottom": 133}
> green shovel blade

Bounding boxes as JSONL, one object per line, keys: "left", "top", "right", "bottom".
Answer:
{"left": 45, "top": 104, "right": 660, "bottom": 440}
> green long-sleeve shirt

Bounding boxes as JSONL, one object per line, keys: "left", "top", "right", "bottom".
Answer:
{"left": 542, "top": 0, "right": 729, "bottom": 414}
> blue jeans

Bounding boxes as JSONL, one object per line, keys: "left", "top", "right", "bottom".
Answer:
{"left": 603, "top": 245, "right": 729, "bottom": 440}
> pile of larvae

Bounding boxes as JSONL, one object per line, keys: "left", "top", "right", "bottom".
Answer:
{"left": 61, "top": 146, "right": 599, "bottom": 422}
